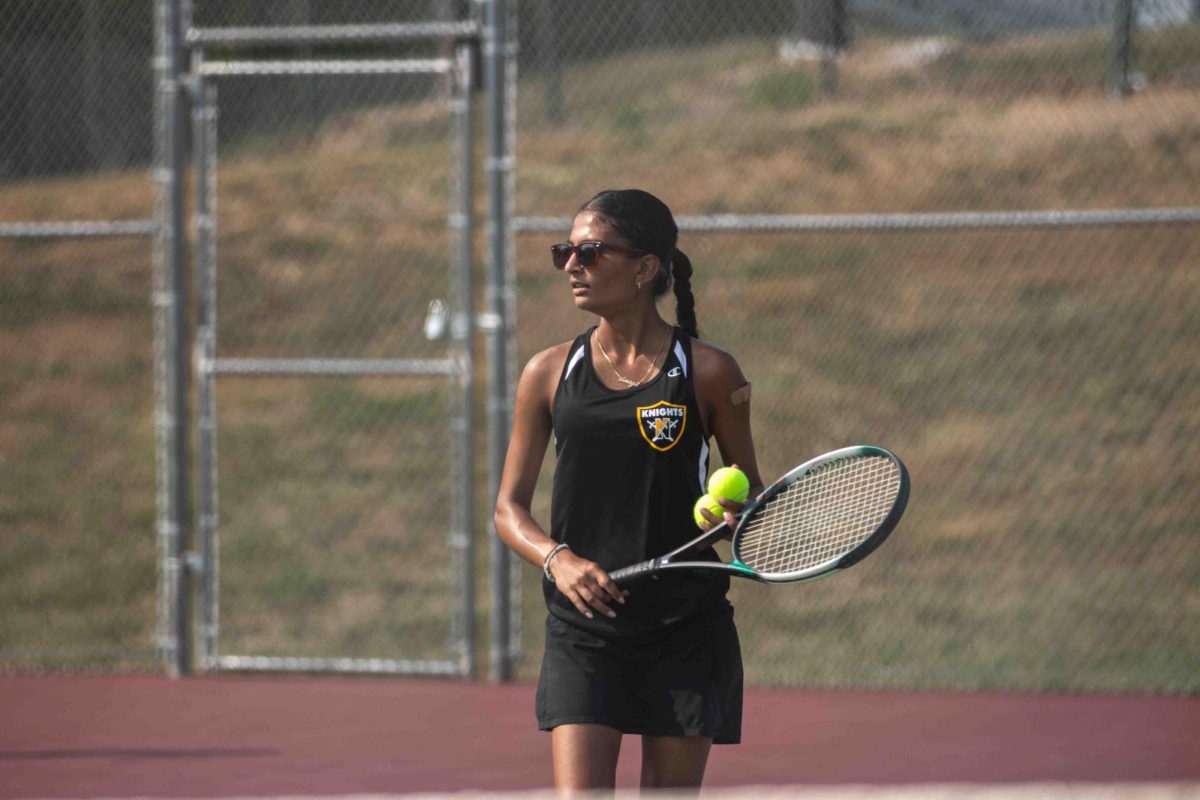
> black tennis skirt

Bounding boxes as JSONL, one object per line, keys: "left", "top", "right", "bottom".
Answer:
{"left": 535, "top": 605, "right": 743, "bottom": 744}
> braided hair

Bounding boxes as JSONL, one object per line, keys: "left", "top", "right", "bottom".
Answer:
{"left": 579, "top": 189, "right": 700, "bottom": 339}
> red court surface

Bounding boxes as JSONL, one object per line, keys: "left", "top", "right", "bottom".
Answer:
{"left": 1, "top": 674, "right": 1197, "bottom": 797}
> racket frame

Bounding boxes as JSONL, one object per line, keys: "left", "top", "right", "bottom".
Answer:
{"left": 609, "top": 445, "right": 909, "bottom": 586}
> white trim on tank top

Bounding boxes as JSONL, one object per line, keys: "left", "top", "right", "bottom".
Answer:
{"left": 563, "top": 343, "right": 586, "bottom": 381}
{"left": 673, "top": 340, "right": 688, "bottom": 378}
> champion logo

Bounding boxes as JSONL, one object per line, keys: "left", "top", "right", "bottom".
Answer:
{"left": 667, "top": 367, "right": 682, "bottom": 378}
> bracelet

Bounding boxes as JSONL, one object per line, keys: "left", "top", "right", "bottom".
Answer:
{"left": 542, "top": 543, "right": 570, "bottom": 583}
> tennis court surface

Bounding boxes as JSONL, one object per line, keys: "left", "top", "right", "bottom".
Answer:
{"left": 2, "top": 674, "right": 1197, "bottom": 798}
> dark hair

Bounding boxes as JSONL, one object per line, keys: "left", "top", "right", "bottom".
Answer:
{"left": 579, "top": 188, "right": 700, "bottom": 339}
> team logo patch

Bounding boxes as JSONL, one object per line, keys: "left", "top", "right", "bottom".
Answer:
{"left": 637, "top": 400, "right": 687, "bottom": 452}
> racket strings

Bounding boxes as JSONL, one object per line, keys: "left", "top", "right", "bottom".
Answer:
{"left": 736, "top": 455, "right": 900, "bottom": 576}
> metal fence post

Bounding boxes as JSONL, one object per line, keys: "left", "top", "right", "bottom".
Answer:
{"left": 1108, "top": 0, "right": 1135, "bottom": 97}
{"left": 191, "top": 53, "right": 219, "bottom": 672}
{"left": 484, "top": 0, "right": 515, "bottom": 682}
{"left": 452, "top": 38, "right": 478, "bottom": 680}
{"left": 794, "top": 0, "right": 846, "bottom": 95}
{"left": 153, "top": 0, "right": 193, "bottom": 677}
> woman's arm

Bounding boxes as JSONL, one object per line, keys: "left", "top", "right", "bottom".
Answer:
{"left": 492, "top": 345, "right": 627, "bottom": 620}
{"left": 693, "top": 341, "right": 765, "bottom": 526}
{"left": 492, "top": 346, "right": 559, "bottom": 568}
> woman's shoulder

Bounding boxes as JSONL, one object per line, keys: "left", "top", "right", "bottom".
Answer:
{"left": 686, "top": 336, "right": 748, "bottom": 393}
{"left": 687, "top": 336, "right": 741, "bottom": 374}
{"left": 520, "top": 336, "right": 587, "bottom": 392}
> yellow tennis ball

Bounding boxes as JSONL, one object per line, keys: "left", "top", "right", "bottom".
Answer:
{"left": 707, "top": 467, "right": 749, "bottom": 503}
{"left": 693, "top": 493, "right": 725, "bottom": 528}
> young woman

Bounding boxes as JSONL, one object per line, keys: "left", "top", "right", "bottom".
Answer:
{"left": 493, "top": 189, "right": 763, "bottom": 795}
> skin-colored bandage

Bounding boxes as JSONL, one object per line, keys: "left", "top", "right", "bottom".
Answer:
{"left": 729, "top": 382, "right": 751, "bottom": 406}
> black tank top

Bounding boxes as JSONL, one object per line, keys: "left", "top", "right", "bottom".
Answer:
{"left": 545, "top": 326, "right": 731, "bottom": 636}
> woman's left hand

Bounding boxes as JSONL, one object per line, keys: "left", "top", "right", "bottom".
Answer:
{"left": 696, "top": 496, "right": 743, "bottom": 535}
{"left": 696, "top": 463, "right": 761, "bottom": 536}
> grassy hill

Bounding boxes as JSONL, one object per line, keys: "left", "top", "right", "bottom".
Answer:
{"left": 1, "top": 25, "right": 1197, "bottom": 688}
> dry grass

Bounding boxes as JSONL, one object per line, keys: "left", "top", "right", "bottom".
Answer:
{"left": 1, "top": 25, "right": 1198, "bottom": 685}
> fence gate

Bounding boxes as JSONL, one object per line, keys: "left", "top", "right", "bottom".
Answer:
{"left": 188, "top": 20, "right": 478, "bottom": 677}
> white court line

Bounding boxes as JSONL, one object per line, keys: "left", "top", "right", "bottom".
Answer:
{"left": 28, "top": 781, "right": 1200, "bottom": 800}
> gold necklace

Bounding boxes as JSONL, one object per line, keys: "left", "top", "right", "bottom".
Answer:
{"left": 595, "top": 327, "right": 670, "bottom": 388}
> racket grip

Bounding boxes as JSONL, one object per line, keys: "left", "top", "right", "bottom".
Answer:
{"left": 609, "top": 559, "right": 658, "bottom": 586}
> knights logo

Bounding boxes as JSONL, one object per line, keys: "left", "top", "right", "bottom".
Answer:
{"left": 637, "top": 400, "right": 687, "bottom": 452}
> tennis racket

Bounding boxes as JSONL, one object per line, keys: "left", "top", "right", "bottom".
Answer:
{"left": 609, "top": 445, "right": 909, "bottom": 586}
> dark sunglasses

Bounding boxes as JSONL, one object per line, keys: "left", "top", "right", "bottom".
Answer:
{"left": 550, "top": 240, "right": 647, "bottom": 270}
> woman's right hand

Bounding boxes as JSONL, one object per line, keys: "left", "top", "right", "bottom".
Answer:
{"left": 548, "top": 550, "right": 629, "bottom": 620}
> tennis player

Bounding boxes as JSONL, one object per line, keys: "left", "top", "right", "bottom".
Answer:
{"left": 494, "top": 189, "right": 764, "bottom": 794}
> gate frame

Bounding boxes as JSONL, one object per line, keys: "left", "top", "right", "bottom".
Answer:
{"left": 181, "top": 19, "right": 481, "bottom": 678}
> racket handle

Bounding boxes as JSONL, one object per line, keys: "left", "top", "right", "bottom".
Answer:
{"left": 609, "top": 559, "right": 658, "bottom": 586}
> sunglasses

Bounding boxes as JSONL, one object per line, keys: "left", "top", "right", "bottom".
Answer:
{"left": 550, "top": 240, "right": 647, "bottom": 270}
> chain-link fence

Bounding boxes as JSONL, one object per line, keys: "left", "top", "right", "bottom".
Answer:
{"left": 0, "top": 0, "right": 480, "bottom": 675}
{"left": 509, "top": 0, "right": 1200, "bottom": 692}
{"left": 2, "top": 0, "right": 1198, "bottom": 691}
{"left": 0, "top": 0, "right": 158, "bottom": 672}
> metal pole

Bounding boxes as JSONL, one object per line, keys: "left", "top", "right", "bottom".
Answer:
{"left": 515, "top": 207, "right": 1200, "bottom": 235}
{"left": 1108, "top": 0, "right": 1135, "bottom": 97}
{"left": 192, "top": 61, "right": 220, "bottom": 671}
{"left": 170, "top": 0, "right": 193, "bottom": 679}
{"left": 794, "top": 0, "right": 844, "bottom": 95}
{"left": 152, "top": 0, "right": 173, "bottom": 679}
{"left": 153, "top": 0, "right": 193, "bottom": 677}
{"left": 452, "top": 39, "right": 478, "bottom": 679}
{"left": 484, "top": 0, "right": 514, "bottom": 682}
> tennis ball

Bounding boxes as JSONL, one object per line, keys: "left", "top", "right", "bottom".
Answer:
{"left": 708, "top": 467, "right": 750, "bottom": 504}
{"left": 693, "top": 493, "right": 725, "bottom": 528}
